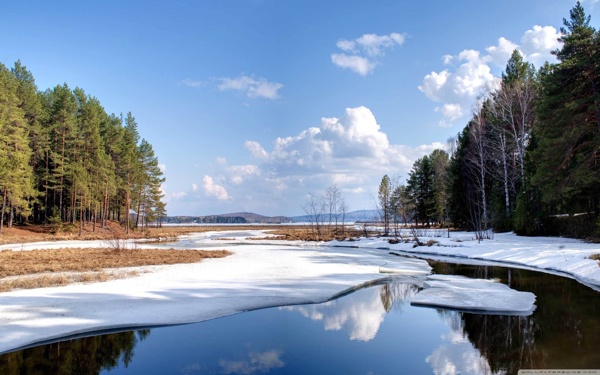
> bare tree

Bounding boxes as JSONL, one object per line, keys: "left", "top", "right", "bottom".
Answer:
{"left": 465, "top": 102, "right": 490, "bottom": 233}
{"left": 302, "top": 193, "right": 325, "bottom": 240}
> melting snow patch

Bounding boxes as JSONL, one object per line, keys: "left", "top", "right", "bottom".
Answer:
{"left": 410, "top": 274, "right": 536, "bottom": 315}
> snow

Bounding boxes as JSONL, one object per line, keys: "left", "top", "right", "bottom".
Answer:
{"left": 411, "top": 274, "right": 536, "bottom": 315}
{"left": 0, "top": 231, "right": 430, "bottom": 354}
{"left": 0, "top": 229, "right": 598, "bottom": 354}
{"left": 330, "top": 230, "right": 600, "bottom": 290}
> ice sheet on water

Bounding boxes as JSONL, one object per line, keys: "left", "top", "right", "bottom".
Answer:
{"left": 410, "top": 274, "right": 536, "bottom": 315}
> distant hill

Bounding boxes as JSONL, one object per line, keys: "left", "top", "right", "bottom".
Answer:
{"left": 289, "top": 209, "right": 379, "bottom": 223}
{"left": 166, "top": 212, "right": 292, "bottom": 224}
{"left": 167, "top": 210, "right": 379, "bottom": 224}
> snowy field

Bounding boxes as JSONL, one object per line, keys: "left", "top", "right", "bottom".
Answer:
{"left": 0, "top": 230, "right": 597, "bottom": 354}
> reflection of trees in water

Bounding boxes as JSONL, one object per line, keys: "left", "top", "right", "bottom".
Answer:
{"left": 379, "top": 281, "right": 420, "bottom": 313}
{"left": 460, "top": 313, "right": 535, "bottom": 374}
{"left": 0, "top": 329, "right": 150, "bottom": 375}
{"left": 430, "top": 261, "right": 600, "bottom": 372}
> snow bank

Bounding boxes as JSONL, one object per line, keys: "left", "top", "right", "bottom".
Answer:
{"left": 330, "top": 231, "right": 600, "bottom": 289}
{"left": 410, "top": 274, "right": 536, "bottom": 315}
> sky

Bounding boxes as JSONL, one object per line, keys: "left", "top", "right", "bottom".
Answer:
{"left": 1, "top": 0, "right": 599, "bottom": 217}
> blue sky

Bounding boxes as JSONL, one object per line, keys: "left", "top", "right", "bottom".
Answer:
{"left": 2, "top": 1, "right": 598, "bottom": 216}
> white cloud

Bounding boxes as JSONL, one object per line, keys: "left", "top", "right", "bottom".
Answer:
{"left": 235, "top": 106, "right": 444, "bottom": 208}
{"left": 170, "top": 106, "right": 447, "bottom": 215}
{"left": 436, "top": 103, "right": 464, "bottom": 121}
{"left": 245, "top": 140, "right": 269, "bottom": 160}
{"left": 355, "top": 32, "right": 406, "bottom": 56}
{"left": 331, "top": 54, "right": 376, "bottom": 76}
{"left": 158, "top": 163, "right": 166, "bottom": 173}
{"left": 520, "top": 25, "right": 562, "bottom": 66}
{"left": 332, "top": 32, "right": 406, "bottom": 75}
{"left": 486, "top": 37, "right": 518, "bottom": 67}
{"left": 202, "top": 175, "right": 229, "bottom": 200}
{"left": 218, "top": 75, "right": 283, "bottom": 100}
{"left": 420, "top": 25, "right": 561, "bottom": 127}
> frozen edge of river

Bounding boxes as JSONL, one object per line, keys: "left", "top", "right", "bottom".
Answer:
{"left": 0, "top": 230, "right": 590, "bottom": 354}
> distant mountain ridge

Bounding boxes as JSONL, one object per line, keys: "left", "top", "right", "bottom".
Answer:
{"left": 166, "top": 212, "right": 291, "bottom": 224}
{"left": 166, "top": 210, "right": 379, "bottom": 224}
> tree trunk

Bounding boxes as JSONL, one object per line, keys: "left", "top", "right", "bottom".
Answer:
{"left": 0, "top": 191, "right": 6, "bottom": 235}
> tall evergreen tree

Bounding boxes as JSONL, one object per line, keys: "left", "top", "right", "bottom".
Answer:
{"left": 10, "top": 61, "right": 47, "bottom": 223}
{"left": 0, "top": 64, "right": 35, "bottom": 233}
{"left": 407, "top": 155, "right": 435, "bottom": 226}
{"left": 532, "top": 1, "right": 600, "bottom": 218}
{"left": 378, "top": 174, "right": 392, "bottom": 235}
{"left": 135, "top": 139, "right": 165, "bottom": 230}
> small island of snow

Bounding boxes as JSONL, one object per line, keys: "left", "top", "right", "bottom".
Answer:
{"left": 410, "top": 274, "right": 536, "bottom": 315}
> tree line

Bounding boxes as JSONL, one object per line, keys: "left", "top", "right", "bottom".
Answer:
{"left": 0, "top": 60, "right": 166, "bottom": 234}
{"left": 378, "top": 2, "right": 600, "bottom": 239}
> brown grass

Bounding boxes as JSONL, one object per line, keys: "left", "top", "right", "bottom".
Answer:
{"left": 250, "top": 226, "right": 373, "bottom": 241}
{"left": 0, "top": 248, "right": 231, "bottom": 292}
{"left": 0, "top": 271, "right": 140, "bottom": 292}
{"left": 0, "top": 248, "right": 231, "bottom": 278}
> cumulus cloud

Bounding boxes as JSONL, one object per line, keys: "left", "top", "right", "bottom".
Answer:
{"left": 218, "top": 75, "right": 283, "bottom": 100}
{"left": 202, "top": 175, "right": 229, "bottom": 200}
{"left": 420, "top": 25, "right": 561, "bottom": 127}
{"left": 331, "top": 54, "right": 376, "bottom": 76}
{"left": 168, "top": 106, "right": 447, "bottom": 215}
{"left": 233, "top": 106, "right": 445, "bottom": 209}
{"left": 520, "top": 25, "right": 562, "bottom": 66}
{"left": 332, "top": 32, "right": 406, "bottom": 75}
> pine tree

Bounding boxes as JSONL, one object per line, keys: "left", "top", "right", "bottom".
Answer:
{"left": 11, "top": 61, "right": 47, "bottom": 223}
{"left": 407, "top": 155, "right": 435, "bottom": 227}
{"left": 0, "top": 64, "right": 35, "bottom": 233}
{"left": 136, "top": 139, "right": 165, "bottom": 230}
{"left": 532, "top": 1, "right": 600, "bottom": 218}
{"left": 378, "top": 175, "right": 392, "bottom": 235}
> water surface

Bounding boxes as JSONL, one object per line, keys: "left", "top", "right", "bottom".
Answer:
{"left": 1, "top": 262, "right": 598, "bottom": 375}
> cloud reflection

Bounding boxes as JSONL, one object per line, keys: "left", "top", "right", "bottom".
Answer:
{"left": 283, "top": 283, "right": 418, "bottom": 341}
{"left": 219, "top": 349, "right": 285, "bottom": 374}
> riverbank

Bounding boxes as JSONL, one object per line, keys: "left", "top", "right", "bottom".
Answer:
{"left": 330, "top": 231, "right": 600, "bottom": 290}
{"left": 0, "top": 228, "right": 598, "bottom": 355}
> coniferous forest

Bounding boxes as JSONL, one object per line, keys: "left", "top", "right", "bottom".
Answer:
{"left": 0, "top": 60, "right": 166, "bottom": 234}
{"left": 378, "top": 2, "right": 600, "bottom": 239}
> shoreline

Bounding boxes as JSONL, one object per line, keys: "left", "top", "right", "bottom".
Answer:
{"left": 0, "top": 229, "right": 598, "bottom": 355}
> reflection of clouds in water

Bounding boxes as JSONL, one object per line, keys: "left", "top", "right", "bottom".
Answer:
{"left": 219, "top": 349, "right": 285, "bottom": 374}
{"left": 426, "top": 311, "right": 501, "bottom": 375}
{"left": 283, "top": 283, "right": 418, "bottom": 341}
